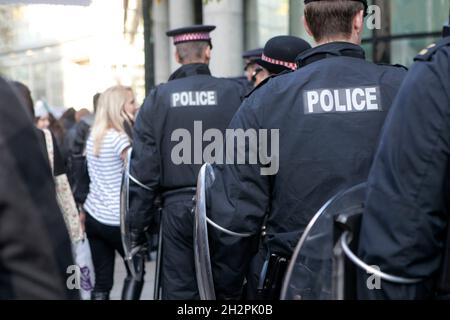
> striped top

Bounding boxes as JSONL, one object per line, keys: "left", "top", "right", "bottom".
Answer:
{"left": 84, "top": 129, "right": 130, "bottom": 226}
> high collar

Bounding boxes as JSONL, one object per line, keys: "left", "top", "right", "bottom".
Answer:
{"left": 168, "top": 63, "right": 211, "bottom": 81}
{"left": 296, "top": 42, "right": 366, "bottom": 68}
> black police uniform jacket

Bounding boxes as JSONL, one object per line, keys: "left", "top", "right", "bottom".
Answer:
{"left": 0, "top": 77, "right": 77, "bottom": 300}
{"left": 128, "top": 63, "right": 245, "bottom": 244}
{"left": 358, "top": 37, "right": 450, "bottom": 300}
{"left": 207, "top": 42, "right": 407, "bottom": 299}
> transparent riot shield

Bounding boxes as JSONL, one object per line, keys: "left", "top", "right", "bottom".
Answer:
{"left": 280, "top": 184, "right": 367, "bottom": 300}
{"left": 120, "top": 148, "right": 134, "bottom": 271}
{"left": 280, "top": 183, "right": 421, "bottom": 300}
{"left": 119, "top": 148, "right": 147, "bottom": 299}
{"left": 194, "top": 163, "right": 255, "bottom": 300}
{"left": 194, "top": 163, "right": 216, "bottom": 300}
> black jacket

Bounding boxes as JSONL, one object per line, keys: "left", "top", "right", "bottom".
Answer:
{"left": 129, "top": 63, "right": 245, "bottom": 244}
{"left": 358, "top": 37, "right": 450, "bottom": 300}
{"left": 0, "top": 77, "right": 77, "bottom": 300}
{"left": 207, "top": 42, "right": 407, "bottom": 299}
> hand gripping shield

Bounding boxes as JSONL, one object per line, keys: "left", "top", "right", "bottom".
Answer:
{"left": 280, "top": 183, "right": 421, "bottom": 300}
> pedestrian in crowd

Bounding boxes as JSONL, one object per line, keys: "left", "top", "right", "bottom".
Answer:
{"left": 34, "top": 101, "right": 51, "bottom": 130}
{"left": 1, "top": 77, "right": 78, "bottom": 300}
{"left": 33, "top": 100, "right": 66, "bottom": 151}
{"left": 127, "top": 25, "right": 246, "bottom": 300}
{"left": 60, "top": 108, "right": 77, "bottom": 133}
{"left": 231, "top": 48, "right": 263, "bottom": 94}
{"left": 67, "top": 94, "right": 100, "bottom": 203}
{"left": 77, "top": 108, "right": 92, "bottom": 122}
{"left": 83, "top": 85, "right": 137, "bottom": 300}
{"left": 251, "top": 35, "right": 311, "bottom": 87}
{"left": 11, "top": 81, "right": 83, "bottom": 243}
{"left": 242, "top": 48, "right": 263, "bottom": 84}
{"left": 11, "top": 82, "right": 67, "bottom": 185}
{"left": 358, "top": 35, "right": 450, "bottom": 300}
{"left": 64, "top": 108, "right": 91, "bottom": 170}
{"left": 205, "top": 0, "right": 407, "bottom": 300}
{"left": 49, "top": 112, "right": 67, "bottom": 155}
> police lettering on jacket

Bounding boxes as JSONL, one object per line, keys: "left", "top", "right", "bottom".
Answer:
{"left": 172, "top": 91, "right": 218, "bottom": 107}
{"left": 304, "top": 86, "right": 382, "bottom": 114}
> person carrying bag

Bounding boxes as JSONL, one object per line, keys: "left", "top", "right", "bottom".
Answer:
{"left": 43, "top": 128, "right": 95, "bottom": 300}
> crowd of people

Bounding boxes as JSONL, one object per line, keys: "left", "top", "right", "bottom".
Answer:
{"left": 0, "top": 0, "right": 449, "bottom": 301}
{"left": 2, "top": 80, "right": 140, "bottom": 299}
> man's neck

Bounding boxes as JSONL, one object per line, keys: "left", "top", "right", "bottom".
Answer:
{"left": 315, "top": 37, "right": 361, "bottom": 47}
{"left": 182, "top": 60, "right": 208, "bottom": 65}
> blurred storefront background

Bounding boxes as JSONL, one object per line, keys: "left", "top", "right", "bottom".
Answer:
{"left": 0, "top": 0, "right": 145, "bottom": 110}
{"left": 0, "top": 0, "right": 448, "bottom": 111}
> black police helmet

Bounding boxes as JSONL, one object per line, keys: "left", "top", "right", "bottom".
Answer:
{"left": 255, "top": 36, "right": 312, "bottom": 74}
{"left": 166, "top": 25, "right": 216, "bottom": 48}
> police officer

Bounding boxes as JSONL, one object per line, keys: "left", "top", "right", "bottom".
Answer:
{"left": 127, "top": 25, "right": 245, "bottom": 300}
{"left": 0, "top": 77, "right": 77, "bottom": 300}
{"left": 206, "top": 0, "right": 407, "bottom": 300}
{"left": 252, "top": 35, "right": 311, "bottom": 86}
{"left": 358, "top": 33, "right": 450, "bottom": 300}
{"left": 228, "top": 48, "right": 263, "bottom": 95}
{"left": 243, "top": 48, "right": 263, "bottom": 82}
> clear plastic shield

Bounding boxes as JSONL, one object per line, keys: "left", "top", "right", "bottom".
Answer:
{"left": 280, "top": 184, "right": 367, "bottom": 300}
{"left": 194, "top": 163, "right": 216, "bottom": 300}
{"left": 194, "top": 164, "right": 256, "bottom": 300}
{"left": 120, "top": 148, "right": 146, "bottom": 281}
{"left": 120, "top": 148, "right": 133, "bottom": 264}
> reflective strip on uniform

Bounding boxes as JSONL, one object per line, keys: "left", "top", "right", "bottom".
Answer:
{"left": 304, "top": 86, "right": 383, "bottom": 115}
{"left": 171, "top": 91, "right": 218, "bottom": 107}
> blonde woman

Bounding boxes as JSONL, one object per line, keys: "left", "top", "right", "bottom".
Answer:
{"left": 83, "top": 85, "right": 137, "bottom": 300}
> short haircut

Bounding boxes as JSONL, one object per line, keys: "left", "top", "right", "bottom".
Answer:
{"left": 176, "top": 41, "right": 210, "bottom": 64}
{"left": 305, "top": 0, "right": 364, "bottom": 43}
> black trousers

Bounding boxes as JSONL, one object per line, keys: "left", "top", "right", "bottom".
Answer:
{"left": 161, "top": 196, "right": 199, "bottom": 300}
{"left": 85, "top": 212, "right": 131, "bottom": 293}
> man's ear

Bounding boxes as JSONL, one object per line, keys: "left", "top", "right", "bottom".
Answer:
{"left": 204, "top": 45, "right": 212, "bottom": 62}
{"left": 353, "top": 10, "right": 365, "bottom": 36}
{"left": 303, "top": 16, "right": 314, "bottom": 38}
{"left": 175, "top": 50, "right": 182, "bottom": 64}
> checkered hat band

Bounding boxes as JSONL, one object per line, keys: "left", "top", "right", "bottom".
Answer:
{"left": 262, "top": 54, "right": 297, "bottom": 70}
{"left": 173, "top": 32, "right": 211, "bottom": 44}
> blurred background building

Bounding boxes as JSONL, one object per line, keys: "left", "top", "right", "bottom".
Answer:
{"left": 0, "top": 0, "right": 449, "bottom": 111}
{"left": 0, "top": 0, "right": 145, "bottom": 110}
{"left": 152, "top": 0, "right": 449, "bottom": 82}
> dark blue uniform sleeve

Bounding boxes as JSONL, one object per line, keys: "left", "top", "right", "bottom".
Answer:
{"left": 209, "top": 92, "right": 272, "bottom": 299}
{"left": 129, "top": 89, "right": 162, "bottom": 245}
{"left": 359, "top": 44, "right": 450, "bottom": 299}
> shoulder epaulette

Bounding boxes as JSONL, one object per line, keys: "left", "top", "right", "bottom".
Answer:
{"left": 415, "top": 37, "right": 450, "bottom": 62}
